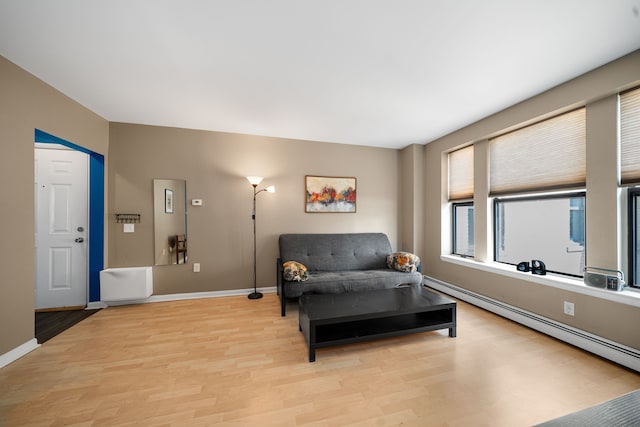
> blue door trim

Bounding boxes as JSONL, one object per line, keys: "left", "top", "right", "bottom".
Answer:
{"left": 35, "top": 129, "right": 104, "bottom": 302}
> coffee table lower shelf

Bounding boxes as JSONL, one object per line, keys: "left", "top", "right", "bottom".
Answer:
{"left": 299, "top": 287, "right": 456, "bottom": 362}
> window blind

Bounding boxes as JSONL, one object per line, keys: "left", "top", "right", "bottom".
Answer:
{"left": 621, "top": 87, "right": 640, "bottom": 185}
{"left": 490, "top": 108, "right": 586, "bottom": 196}
{"left": 448, "top": 145, "right": 474, "bottom": 200}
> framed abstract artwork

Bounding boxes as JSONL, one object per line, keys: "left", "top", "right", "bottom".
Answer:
{"left": 305, "top": 175, "right": 356, "bottom": 213}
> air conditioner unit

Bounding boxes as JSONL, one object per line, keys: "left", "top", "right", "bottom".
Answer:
{"left": 583, "top": 266, "right": 625, "bottom": 292}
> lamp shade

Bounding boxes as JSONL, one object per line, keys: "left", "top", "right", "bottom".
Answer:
{"left": 246, "top": 176, "right": 263, "bottom": 186}
{"left": 265, "top": 185, "right": 275, "bottom": 193}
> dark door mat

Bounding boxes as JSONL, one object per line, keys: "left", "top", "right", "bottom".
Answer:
{"left": 35, "top": 309, "right": 100, "bottom": 344}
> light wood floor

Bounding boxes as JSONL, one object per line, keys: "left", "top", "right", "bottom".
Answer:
{"left": 1, "top": 291, "right": 639, "bottom": 427}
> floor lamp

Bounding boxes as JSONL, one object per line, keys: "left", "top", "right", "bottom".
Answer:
{"left": 247, "top": 176, "right": 275, "bottom": 300}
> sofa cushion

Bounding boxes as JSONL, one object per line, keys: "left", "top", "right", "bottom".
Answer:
{"left": 387, "top": 252, "right": 421, "bottom": 272}
{"left": 284, "top": 269, "right": 423, "bottom": 298}
{"left": 282, "top": 261, "right": 309, "bottom": 282}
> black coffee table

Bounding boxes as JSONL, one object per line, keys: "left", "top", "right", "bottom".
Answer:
{"left": 298, "top": 286, "right": 456, "bottom": 362}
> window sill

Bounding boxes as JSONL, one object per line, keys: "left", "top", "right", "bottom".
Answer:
{"left": 440, "top": 254, "right": 640, "bottom": 308}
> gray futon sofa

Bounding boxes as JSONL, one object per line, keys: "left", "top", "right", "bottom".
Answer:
{"left": 276, "top": 233, "right": 423, "bottom": 316}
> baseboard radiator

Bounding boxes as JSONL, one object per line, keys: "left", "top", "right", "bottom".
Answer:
{"left": 424, "top": 275, "right": 640, "bottom": 373}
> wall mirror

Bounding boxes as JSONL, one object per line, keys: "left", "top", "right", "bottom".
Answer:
{"left": 153, "top": 179, "right": 187, "bottom": 265}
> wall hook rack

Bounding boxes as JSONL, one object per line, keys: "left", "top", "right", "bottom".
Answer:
{"left": 115, "top": 213, "right": 141, "bottom": 224}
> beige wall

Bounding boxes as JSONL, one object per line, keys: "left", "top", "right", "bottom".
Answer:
{"left": 108, "top": 123, "right": 404, "bottom": 295}
{"left": 0, "top": 56, "right": 109, "bottom": 355}
{"left": 424, "top": 50, "right": 640, "bottom": 349}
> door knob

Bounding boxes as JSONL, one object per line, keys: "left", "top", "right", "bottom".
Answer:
{"left": 74, "top": 237, "right": 85, "bottom": 243}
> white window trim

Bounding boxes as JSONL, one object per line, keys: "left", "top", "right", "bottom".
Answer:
{"left": 441, "top": 254, "right": 640, "bottom": 308}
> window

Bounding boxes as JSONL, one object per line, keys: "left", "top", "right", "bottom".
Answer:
{"left": 489, "top": 109, "right": 586, "bottom": 277}
{"left": 453, "top": 202, "right": 474, "bottom": 257}
{"left": 449, "top": 146, "right": 474, "bottom": 257}
{"left": 495, "top": 193, "right": 585, "bottom": 277}
{"left": 628, "top": 189, "right": 640, "bottom": 289}
{"left": 624, "top": 88, "right": 640, "bottom": 289}
{"left": 620, "top": 88, "right": 640, "bottom": 288}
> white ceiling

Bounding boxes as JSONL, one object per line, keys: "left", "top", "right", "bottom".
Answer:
{"left": 1, "top": 1, "right": 639, "bottom": 149}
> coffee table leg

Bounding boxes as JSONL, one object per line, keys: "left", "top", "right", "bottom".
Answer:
{"left": 449, "top": 306, "right": 457, "bottom": 337}
{"left": 307, "top": 322, "right": 316, "bottom": 362}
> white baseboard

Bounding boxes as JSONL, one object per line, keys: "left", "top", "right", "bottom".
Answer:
{"left": 97, "top": 286, "right": 277, "bottom": 307}
{"left": 0, "top": 339, "right": 40, "bottom": 369}
{"left": 424, "top": 275, "right": 640, "bottom": 373}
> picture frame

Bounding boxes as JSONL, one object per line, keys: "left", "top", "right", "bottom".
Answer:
{"left": 305, "top": 175, "right": 356, "bottom": 213}
{"left": 165, "top": 189, "right": 174, "bottom": 214}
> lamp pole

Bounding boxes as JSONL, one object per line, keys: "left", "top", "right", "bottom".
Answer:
{"left": 246, "top": 176, "right": 274, "bottom": 300}
{"left": 249, "top": 183, "right": 263, "bottom": 299}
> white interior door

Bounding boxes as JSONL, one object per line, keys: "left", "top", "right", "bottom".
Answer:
{"left": 35, "top": 147, "right": 88, "bottom": 309}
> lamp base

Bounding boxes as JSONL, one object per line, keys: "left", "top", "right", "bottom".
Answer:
{"left": 248, "top": 291, "right": 263, "bottom": 300}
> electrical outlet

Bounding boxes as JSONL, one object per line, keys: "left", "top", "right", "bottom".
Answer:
{"left": 563, "top": 301, "right": 575, "bottom": 316}
{"left": 193, "top": 263, "right": 200, "bottom": 273}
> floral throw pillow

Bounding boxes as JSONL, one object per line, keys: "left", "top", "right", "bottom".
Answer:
{"left": 283, "top": 261, "right": 309, "bottom": 282}
{"left": 387, "top": 252, "right": 421, "bottom": 273}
